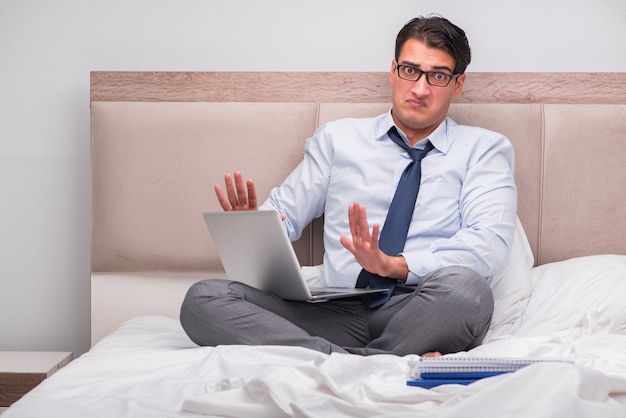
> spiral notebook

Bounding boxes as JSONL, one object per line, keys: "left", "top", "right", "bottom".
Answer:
{"left": 407, "top": 356, "right": 573, "bottom": 388}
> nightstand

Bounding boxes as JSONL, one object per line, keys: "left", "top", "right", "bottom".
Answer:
{"left": 0, "top": 351, "right": 72, "bottom": 407}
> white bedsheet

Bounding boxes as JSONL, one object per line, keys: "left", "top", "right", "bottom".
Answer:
{"left": 6, "top": 255, "right": 626, "bottom": 418}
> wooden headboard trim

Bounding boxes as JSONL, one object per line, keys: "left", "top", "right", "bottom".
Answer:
{"left": 90, "top": 72, "right": 626, "bottom": 104}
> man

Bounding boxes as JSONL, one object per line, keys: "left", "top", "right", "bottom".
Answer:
{"left": 180, "top": 15, "right": 517, "bottom": 356}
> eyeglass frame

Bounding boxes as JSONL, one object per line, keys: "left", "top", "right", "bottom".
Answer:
{"left": 395, "top": 64, "right": 461, "bottom": 87}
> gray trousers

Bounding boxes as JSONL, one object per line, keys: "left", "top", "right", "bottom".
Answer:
{"left": 179, "top": 266, "right": 494, "bottom": 356}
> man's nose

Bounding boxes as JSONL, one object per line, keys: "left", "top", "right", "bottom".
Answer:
{"left": 411, "top": 75, "right": 430, "bottom": 96}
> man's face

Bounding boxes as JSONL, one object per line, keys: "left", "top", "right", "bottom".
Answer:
{"left": 389, "top": 38, "right": 465, "bottom": 145}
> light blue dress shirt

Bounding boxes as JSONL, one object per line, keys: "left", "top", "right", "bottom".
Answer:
{"left": 260, "top": 111, "right": 517, "bottom": 287}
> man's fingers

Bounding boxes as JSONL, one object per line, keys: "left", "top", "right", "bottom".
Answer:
{"left": 370, "top": 223, "right": 380, "bottom": 249}
{"left": 233, "top": 171, "right": 248, "bottom": 207}
{"left": 347, "top": 202, "right": 358, "bottom": 238}
{"left": 223, "top": 173, "right": 239, "bottom": 207}
{"left": 353, "top": 203, "right": 373, "bottom": 242}
{"left": 339, "top": 236, "right": 356, "bottom": 254}
{"left": 217, "top": 172, "right": 258, "bottom": 211}
{"left": 215, "top": 184, "right": 232, "bottom": 211}
{"left": 357, "top": 205, "right": 370, "bottom": 240}
{"left": 246, "top": 179, "right": 258, "bottom": 209}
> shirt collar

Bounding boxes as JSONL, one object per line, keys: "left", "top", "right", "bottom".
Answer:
{"left": 377, "top": 109, "right": 450, "bottom": 154}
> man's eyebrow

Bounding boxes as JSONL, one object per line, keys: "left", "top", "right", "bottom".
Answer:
{"left": 399, "top": 60, "right": 454, "bottom": 74}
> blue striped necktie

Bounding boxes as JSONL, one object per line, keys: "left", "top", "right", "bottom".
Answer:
{"left": 355, "top": 126, "right": 434, "bottom": 308}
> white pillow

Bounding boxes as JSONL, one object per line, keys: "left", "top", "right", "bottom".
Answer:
{"left": 487, "top": 216, "right": 534, "bottom": 336}
{"left": 514, "top": 254, "right": 626, "bottom": 336}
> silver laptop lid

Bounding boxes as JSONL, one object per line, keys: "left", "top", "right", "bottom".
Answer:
{"left": 203, "top": 210, "right": 314, "bottom": 301}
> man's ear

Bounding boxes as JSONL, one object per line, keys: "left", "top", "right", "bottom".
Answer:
{"left": 389, "top": 59, "right": 397, "bottom": 84}
{"left": 452, "top": 73, "right": 466, "bottom": 97}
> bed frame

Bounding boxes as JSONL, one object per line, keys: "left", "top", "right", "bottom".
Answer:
{"left": 90, "top": 72, "right": 626, "bottom": 344}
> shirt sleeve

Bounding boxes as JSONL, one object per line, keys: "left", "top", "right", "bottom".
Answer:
{"left": 402, "top": 133, "right": 517, "bottom": 285}
{"left": 259, "top": 128, "right": 332, "bottom": 241}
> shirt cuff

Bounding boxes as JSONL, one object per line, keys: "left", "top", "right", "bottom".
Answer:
{"left": 402, "top": 251, "right": 440, "bottom": 285}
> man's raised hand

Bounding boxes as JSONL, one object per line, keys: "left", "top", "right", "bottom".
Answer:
{"left": 215, "top": 171, "right": 258, "bottom": 211}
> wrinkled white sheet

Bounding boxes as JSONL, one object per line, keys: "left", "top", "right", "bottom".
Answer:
{"left": 182, "top": 342, "right": 626, "bottom": 418}
{"left": 6, "top": 255, "right": 626, "bottom": 418}
{"left": 6, "top": 315, "right": 626, "bottom": 418}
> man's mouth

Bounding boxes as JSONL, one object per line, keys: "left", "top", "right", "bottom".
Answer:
{"left": 407, "top": 99, "right": 427, "bottom": 108}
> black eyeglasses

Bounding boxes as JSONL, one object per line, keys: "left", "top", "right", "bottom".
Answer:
{"left": 396, "top": 64, "right": 460, "bottom": 87}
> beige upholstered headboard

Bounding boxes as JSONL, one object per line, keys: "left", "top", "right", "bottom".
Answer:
{"left": 90, "top": 72, "right": 626, "bottom": 344}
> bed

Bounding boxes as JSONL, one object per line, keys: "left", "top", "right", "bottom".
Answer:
{"left": 5, "top": 72, "right": 626, "bottom": 417}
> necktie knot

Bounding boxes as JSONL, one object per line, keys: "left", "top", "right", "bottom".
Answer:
{"left": 388, "top": 126, "right": 434, "bottom": 163}
{"left": 407, "top": 145, "right": 433, "bottom": 163}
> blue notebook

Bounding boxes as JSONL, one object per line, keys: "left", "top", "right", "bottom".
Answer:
{"left": 407, "top": 378, "right": 482, "bottom": 388}
{"left": 407, "top": 371, "right": 509, "bottom": 388}
{"left": 407, "top": 356, "right": 572, "bottom": 389}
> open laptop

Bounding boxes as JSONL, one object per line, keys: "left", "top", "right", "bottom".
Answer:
{"left": 203, "top": 210, "right": 388, "bottom": 302}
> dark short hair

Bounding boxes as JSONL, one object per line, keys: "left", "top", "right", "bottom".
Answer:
{"left": 395, "top": 15, "right": 471, "bottom": 75}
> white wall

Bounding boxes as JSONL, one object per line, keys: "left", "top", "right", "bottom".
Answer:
{"left": 1, "top": 0, "right": 625, "bottom": 357}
